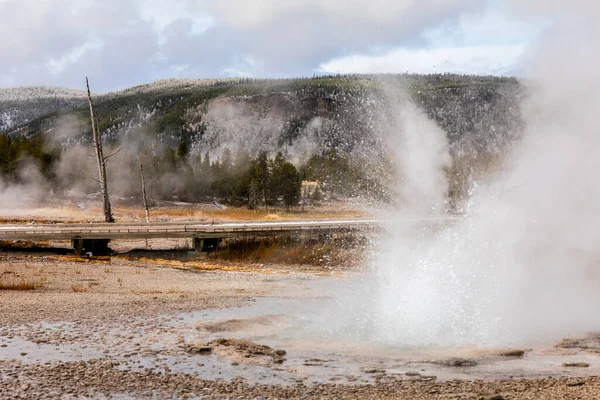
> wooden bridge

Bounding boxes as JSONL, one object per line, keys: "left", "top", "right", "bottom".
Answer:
{"left": 0, "top": 220, "right": 378, "bottom": 254}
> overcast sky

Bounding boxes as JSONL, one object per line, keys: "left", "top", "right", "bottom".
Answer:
{"left": 0, "top": 0, "right": 554, "bottom": 92}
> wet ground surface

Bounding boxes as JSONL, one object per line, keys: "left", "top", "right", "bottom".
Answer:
{"left": 3, "top": 292, "right": 600, "bottom": 388}
{"left": 2, "top": 250, "right": 600, "bottom": 398}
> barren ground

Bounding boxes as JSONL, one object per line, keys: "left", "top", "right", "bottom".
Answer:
{"left": 1, "top": 245, "right": 600, "bottom": 399}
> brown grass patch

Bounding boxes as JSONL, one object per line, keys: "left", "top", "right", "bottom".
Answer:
{"left": 0, "top": 203, "right": 368, "bottom": 227}
{"left": 71, "top": 285, "right": 88, "bottom": 293}
{"left": 115, "top": 232, "right": 369, "bottom": 272}
{"left": 0, "top": 217, "right": 83, "bottom": 225}
{"left": 67, "top": 255, "right": 112, "bottom": 264}
{"left": 201, "top": 207, "right": 368, "bottom": 222}
{"left": 0, "top": 280, "right": 40, "bottom": 290}
{"left": 0, "top": 265, "right": 43, "bottom": 290}
{"left": 210, "top": 235, "right": 368, "bottom": 268}
{"left": 119, "top": 255, "right": 280, "bottom": 273}
{"left": 0, "top": 240, "right": 51, "bottom": 250}
{"left": 148, "top": 204, "right": 367, "bottom": 222}
{"left": 150, "top": 209, "right": 205, "bottom": 219}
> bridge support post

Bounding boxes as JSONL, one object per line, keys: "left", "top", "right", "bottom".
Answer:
{"left": 193, "top": 237, "right": 220, "bottom": 253}
{"left": 71, "top": 239, "right": 83, "bottom": 256}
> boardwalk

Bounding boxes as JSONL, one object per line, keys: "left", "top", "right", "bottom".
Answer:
{"left": 0, "top": 217, "right": 462, "bottom": 253}
{"left": 0, "top": 220, "right": 377, "bottom": 242}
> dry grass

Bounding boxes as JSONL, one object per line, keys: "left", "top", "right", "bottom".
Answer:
{"left": 142, "top": 208, "right": 204, "bottom": 220}
{"left": 0, "top": 240, "right": 51, "bottom": 249}
{"left": 210, "top": 235, "right": 368, "bottom": 268}
{"left": 68, "top": 256, "right": 112, "bottom": 264}
{"left": 200, "top": 207, "right": 368, "bottom": 222}
{"left": 117, "top": 233, "right": 369, "bottom": 272}
{"left": 0, "top": 205, "right": 104, "bottom": 224}
{"left": 71, "top": 284, "right": 88, "bottom": 293}
{"left": 0, "top": 280, "right": 40, "bottom": 290}
{"left": 0, "top": 217, "right": 84, "bottom": 225}
{"left": 119, "top": 255, "right": 283, "bottom": 274}
{"left": 125, "top": 206, "right": 367, "bottom": 222}
{"left": 0, "top": 200, "right": 368, "bottom": 225}
{"left": 0, "top": 264, "right": 44, "bottom": 290}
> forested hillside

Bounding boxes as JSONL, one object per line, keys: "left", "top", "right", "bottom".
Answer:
{"left": 0, "top": 74, "right": 524, "bottom": 209}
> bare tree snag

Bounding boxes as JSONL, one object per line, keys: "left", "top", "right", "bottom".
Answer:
{"left": 86, "top": 77, "right": 114, "bottom": 223}
{"left": 140, "top": 164, "right": 150, "bottom": 223}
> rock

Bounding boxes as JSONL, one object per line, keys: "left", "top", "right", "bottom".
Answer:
{"left": 187, "top": 346, "right": 212, "bottom": 354}
{"left": 557, "top": 338, "right": 584, "bottom": 348}
{"left": 434, "top": 357, "right": 478, "bottom": 367}
{"left": 360, "top": 366, "right": 385, "bottom": 374}
{"left": 498, "top": 349, "right": 525, "bottom": 357}
{"left": 562, "top": 362, "right": 589, "bottom": 368}
{"left": 207, "top": 338, "right": 286, "bottom": 366}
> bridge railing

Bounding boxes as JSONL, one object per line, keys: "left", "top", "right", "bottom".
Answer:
{"left": 0, "top": 220, "right": 378, "bottom": 241}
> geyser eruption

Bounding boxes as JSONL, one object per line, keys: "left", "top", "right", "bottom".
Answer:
{"left": 341, "top": 6, "right": 600, "bottom": 347}
{"left": 380, "top": 85, "right": 451, "bottom": 214}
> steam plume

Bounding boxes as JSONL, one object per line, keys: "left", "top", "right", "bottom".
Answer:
{"left": 330, "top": 3, "right": 600, "bottom": 347}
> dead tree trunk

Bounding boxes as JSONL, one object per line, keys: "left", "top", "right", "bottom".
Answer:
{"left": 140, "top": 164, "right": 150, "bottom": 223}
{"left": 86, "top": 77, "right": 114, "bottom": 223}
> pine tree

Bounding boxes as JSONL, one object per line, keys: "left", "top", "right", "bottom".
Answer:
{"left": 280, "top": 162, "right": 302, "bottom": 209}
{"left": 221, "top": 148, "right": 232, "bottom": 174}
{"left": 311, "top": 185, "right": 323, "bottom": 205}
{"left": 253, "top": 151, "right": 270, "bottom": 211}
{"left": 232, "top": 149, "right": 252, "bottom": 202}
{"left": 248, "top": 179, "right": 261, "bottom": 209}
{"left": 162, "top": 147, "right": 177, "bottom": 173}
{"left": 176, "top": 142, "right": 189, "bottom": 161}
{"left": 268, "top": 152, "right": 286, "bottom": 204}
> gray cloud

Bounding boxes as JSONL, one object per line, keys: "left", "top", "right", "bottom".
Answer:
{"left": 0, "top": 0, "right": 486, "bottom": 91}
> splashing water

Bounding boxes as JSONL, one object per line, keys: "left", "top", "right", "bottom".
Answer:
{"left": 324, "top": 12, "right": 600, "bottom": 347}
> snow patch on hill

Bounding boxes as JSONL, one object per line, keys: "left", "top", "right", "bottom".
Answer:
{"left": 0, "top": 86, "right": 88, "bottom": 102}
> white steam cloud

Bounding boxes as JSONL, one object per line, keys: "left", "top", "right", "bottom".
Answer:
{"left": 326, "top": 1, "right": 600, "bottom": 347}
{"left": 0, "top": 160, "right": 49, "bottom": 211}
{"left": 379, "top": 84, "right": 451, "bottom": 213}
